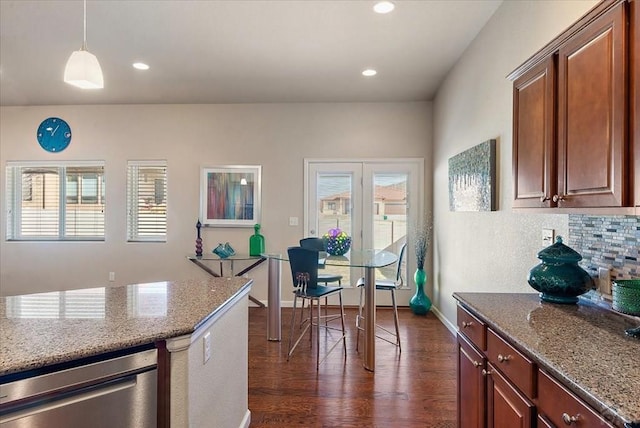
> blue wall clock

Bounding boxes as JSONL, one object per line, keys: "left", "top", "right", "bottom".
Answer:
{"left": 37, "top": 117, "right": 72, "bottom": 152}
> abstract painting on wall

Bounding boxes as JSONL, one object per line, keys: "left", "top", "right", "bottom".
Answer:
{"left": 200, "top": 165, "right": 262, "bottom": 227}
{"left": 448, "top": 139, "right": 496, "bottom": 212}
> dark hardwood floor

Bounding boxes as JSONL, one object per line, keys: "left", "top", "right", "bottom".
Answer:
{"left": 248, "top": 306, "right": 458, "bottom": 427}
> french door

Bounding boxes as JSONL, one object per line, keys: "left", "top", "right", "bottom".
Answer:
{"left": 304, "top": 159, "right": 423, "bottom": 298}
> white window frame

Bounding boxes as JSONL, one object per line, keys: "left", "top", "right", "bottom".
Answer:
{"left": 5, "top": 160, "right": 106, "bottom": 241}
{"left": 127, "top": 160, "right": 167, "bottom": 242}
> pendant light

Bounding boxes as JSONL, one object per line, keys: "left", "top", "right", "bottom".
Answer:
{"left": 64, "top": 0, "right": 104, "bottom": 89}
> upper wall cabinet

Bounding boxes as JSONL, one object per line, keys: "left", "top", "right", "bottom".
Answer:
{"left": 509, "top": 0, "right": 637, "bottom": 210}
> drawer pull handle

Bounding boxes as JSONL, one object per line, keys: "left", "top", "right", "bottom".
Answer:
{"left": 553, "top": 194, "right": 566, "bottom": 202}
{"left": 497, "top": 354, "right": 512, "bottom": 363}
{"left": 561, "top": 413, "right": 579, "bottom": 425}
{"left": 462, "top": 321, "right": 473, "bottom": 328}
{"left": 481, "top": 369, "right": 492, "bottom": 376}
{"left": 472, "top": 360, "right": 481, "bottom": 368}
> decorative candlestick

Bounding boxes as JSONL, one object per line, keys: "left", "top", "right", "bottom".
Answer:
{"left": 195, "top": 220, "right": 203, "bottom": 258}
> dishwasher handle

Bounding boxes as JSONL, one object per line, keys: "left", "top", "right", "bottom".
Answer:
{"left": 0, "top": 375, "right": 137, "bottom": 424}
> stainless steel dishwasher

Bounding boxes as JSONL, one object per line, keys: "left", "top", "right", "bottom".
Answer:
{"left": 0, "top": 347, "right": 157, "bottom": 427}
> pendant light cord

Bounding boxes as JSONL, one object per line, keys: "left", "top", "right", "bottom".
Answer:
{"left": 82, "top": 0, "right": 88, "bottom": 51}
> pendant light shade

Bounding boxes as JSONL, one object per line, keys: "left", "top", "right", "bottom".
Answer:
{"left": 64, "top": 0, "right": 103, "bottom": 89}
{"left": 64, "top": 48, "right": 103, "bottom": 89}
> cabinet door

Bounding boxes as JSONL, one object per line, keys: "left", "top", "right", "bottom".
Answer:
{"left": 513, "top": 56, "right": 556, "bottom": 208}
{"left": 632, "top": 0, "right": 639, "bottom": 207}
{"left": 557, "top": 2, "right": 628, "bottom": 207}
{"left": 486, "top": 364, "right": 534, "bottom": 428}
{"left": 458, "top": 333, "right": 486, "bottom": 428}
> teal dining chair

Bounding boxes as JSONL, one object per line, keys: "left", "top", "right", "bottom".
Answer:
{"left": 286, "top": 246, "right": 347, "bottom": 370}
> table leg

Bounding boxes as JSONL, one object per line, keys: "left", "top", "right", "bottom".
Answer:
{"left": 189, "top": 257, "right": 267, "bottom": 308}
{"left": 363, "top": 265, "right": 376, "bottom": 371}
{"left": 267, "top": 257, "right": 282, "bottom": 341}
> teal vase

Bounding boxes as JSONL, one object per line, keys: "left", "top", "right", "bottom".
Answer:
{"left": 410, "top": 268, "right": 432, "bottom": 315}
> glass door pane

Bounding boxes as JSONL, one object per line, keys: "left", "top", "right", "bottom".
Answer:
{"left": 317, "top": 173, "right": 353, "bottom": 238}
{"left": 372, "top": 172, "right": 408, "bottom": 282}
{"left": 306, "top": 162, "right": 361, "bottom": 287}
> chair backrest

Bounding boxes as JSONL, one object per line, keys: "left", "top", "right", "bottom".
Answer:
{"left": 287, "top": 246, "right": 319, "bottom": 290}
{"left": 299, "top": 237, "right": 326, "bottom": 251}
{"left": 395, "top": 243, "right": 408, "bottom": 285}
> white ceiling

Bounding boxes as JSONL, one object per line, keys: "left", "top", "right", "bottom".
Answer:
{"left": 0, "top": 0, "right": 502, "bottom": 106}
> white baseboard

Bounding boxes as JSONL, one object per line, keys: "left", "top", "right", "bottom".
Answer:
{"left": 430, "top": 305, "right": 457, "bottom": 337}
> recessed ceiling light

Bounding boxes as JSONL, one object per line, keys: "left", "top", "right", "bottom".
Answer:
{"left": 362, "top": 69, "right": 377, "bottom": 77}
{"left": 133, "top": 62, "right": 150, "bottom": 70}
{"left": 373, "top": 1, "right": 395, "bottom": 14}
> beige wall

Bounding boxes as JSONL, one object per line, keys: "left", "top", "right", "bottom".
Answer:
{"left": 0, "top": 102, "right": 432, "bottom": 299}
{"left": 431, "top": 0, "right": 599, "bottom": 329}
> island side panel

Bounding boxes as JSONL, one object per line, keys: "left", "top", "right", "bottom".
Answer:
{"left": 167, "top": 290, "right": 250, "bottom": 428}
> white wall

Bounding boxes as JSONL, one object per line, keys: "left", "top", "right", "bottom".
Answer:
{"left": 0, "top": 102, "right": 432, "bottom": 299}
{"left": 432, "top": 0, "right": 599, "bottom": 327}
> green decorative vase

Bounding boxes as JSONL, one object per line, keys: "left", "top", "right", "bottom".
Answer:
{"left": 410, "top": 268, "right": 432, "bottom": 315}
{"left": 249, "top": 224, "right": 265, "bottom": 256}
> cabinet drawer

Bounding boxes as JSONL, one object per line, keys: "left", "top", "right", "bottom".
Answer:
{"left": 486, "top": 328, "right": 535, "bottom": 398}
{"left": 457, "top": 305, "right": 486, "bottom": 350}
{"left": 538, "top": 369, "right": 614, "bottom": 428}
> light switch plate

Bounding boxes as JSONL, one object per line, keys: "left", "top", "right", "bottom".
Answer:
{"left": 289, "top": 216, "right": 299, "bottom": 226}
{"left": 541, "top": 228, "right": 555, "bottom": 247}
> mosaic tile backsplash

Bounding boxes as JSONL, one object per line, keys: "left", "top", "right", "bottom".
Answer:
{"left": 568, "top": 215, "right": 639, "bottom": 302}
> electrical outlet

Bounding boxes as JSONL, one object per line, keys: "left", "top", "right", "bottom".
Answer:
{"left": 203, "top": 332, "right": 211, "bottom": 364}
{"left": 541, "top": 229, "right": 555, "bottom": 247}
{"left": 598, "top": 267, "right": 611, "bottom": 296}
{"left": 108, "top": 272, "right": 115, "bottom": 282}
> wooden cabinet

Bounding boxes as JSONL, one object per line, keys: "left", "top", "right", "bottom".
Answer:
{"left": 457, "top": 306, "right": 534, "bottom": 428}
{"left": 557, "top": 2, "right": 627, "bottom": 207}
{"left": 457, "top": 303, "right": 617, "bottom": 428}
{"left": 513, "top": 56, "right": 556, "bottom": 208}
{"left": 633, "top": 0, "right": 640, "bottom": 208}
{"left": 510, "top": 0, "right": 637, "bottom": 209}
{"left": 458, "top": 333, "right": 486, "bottom": 428}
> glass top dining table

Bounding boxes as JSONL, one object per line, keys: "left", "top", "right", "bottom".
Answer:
{"left": 262, "top": 249, "right": 397, "bottom": 372}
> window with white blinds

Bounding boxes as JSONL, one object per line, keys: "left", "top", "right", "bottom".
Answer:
{"left": 127, "top": 161, "right": 167, "bottom": 242}
{"left": 5, "top": 161, "right": 105, "bottom": 240}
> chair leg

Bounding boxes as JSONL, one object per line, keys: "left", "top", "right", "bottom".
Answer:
{"left": 391, "top": 288, "right": 401, "bottom": 352}
{"left": 339, "top": 291, "right": 347, "bottom": 357}
{"left": 316, "top": 298, "right": 321, "bottom": 370}
{"left": 287, "top": 294, "right": 299, "bottom": 361}
{"left": 308, "top": 299, "right": 314, "bottom": 346}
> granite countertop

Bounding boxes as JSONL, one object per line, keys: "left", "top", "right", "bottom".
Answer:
{"left": 453, "top": 292, "right": 640, "bottom": 428}
{"left": 0, "top": 277, "right": 252, "bottom": 377}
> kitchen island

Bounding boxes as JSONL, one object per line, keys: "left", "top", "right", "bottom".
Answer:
{"left": 0, "top": 277, "right": 253, "bottom": 428}
{"left": 454, "top": 292, "right": 640, "bottom": 428}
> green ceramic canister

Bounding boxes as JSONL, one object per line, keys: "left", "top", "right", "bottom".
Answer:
{"left": 527, "top": 236, "right": 594, "bottom": 304}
